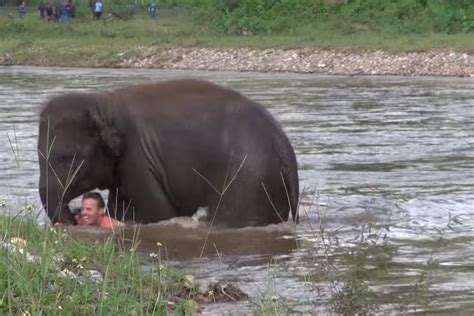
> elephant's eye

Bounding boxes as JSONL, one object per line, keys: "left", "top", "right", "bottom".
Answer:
{"left": 59, "top": 154, "right": 74, "bottom": 162}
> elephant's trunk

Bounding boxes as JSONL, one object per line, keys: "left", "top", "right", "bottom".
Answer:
{"left": 39, "top": 176, "right": 76, "bottom": 224}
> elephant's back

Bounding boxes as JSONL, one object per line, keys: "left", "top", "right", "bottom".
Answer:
{"left": 106, "top": 79, "right": 292, "bottom": 155}
{"left": 109, "top": 79, "right": 261, "bottom": 115}
{"left": 112, "top": 79, "right": 292, "bottom": 155}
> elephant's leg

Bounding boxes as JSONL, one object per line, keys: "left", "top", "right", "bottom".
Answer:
{"left": 207, "top": 176, "right": 263, "bottom": 227}
{"left": 208, "top": 165, "right": 290, "bottom": 227}
{"left": 119, "top": 167, "right": 179, "bottom": 223}
{"left": 122, "top": 186, "right": 177, "bottom": 223}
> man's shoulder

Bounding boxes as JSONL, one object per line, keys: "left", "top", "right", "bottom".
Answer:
{"left": 100, "top": 216, "right": 123, "bottom": 229}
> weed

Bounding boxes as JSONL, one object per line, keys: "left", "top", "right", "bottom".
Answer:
{"left": 405, "top": 212, "right": 464, "bottom": 313}
{"left": 251, "top": 262, "right": 298, "bottom": 315}
{"left": 328, "top": 221, "right": 393, "bottom": 315}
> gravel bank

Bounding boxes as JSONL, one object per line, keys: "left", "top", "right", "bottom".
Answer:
{"left": 117, "top": 48, "right": 474, "bottom": 77}
{"left": 2, "top": 47, "right": 473, "bottom": 77}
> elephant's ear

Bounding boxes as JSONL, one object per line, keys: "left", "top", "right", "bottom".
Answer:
{"left": 88, "top": 99, "right": 122, "bottom": 157}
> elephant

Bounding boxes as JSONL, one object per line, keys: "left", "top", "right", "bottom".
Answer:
{"left": 37, "top": 79, "right": 299, "bottom": 227}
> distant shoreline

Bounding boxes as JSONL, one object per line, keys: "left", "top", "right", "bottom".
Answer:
{"left": 2, "top": 47, "right": 473, "bottom": 77}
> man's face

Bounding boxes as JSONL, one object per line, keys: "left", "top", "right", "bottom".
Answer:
{"left": 80, "top": 198, "right": 103, "bottom": 226}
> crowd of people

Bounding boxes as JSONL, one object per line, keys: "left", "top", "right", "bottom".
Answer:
{"left": 18, "top": 0, "right": 105, "bottom": 23}
{"left": 18, "top": 0, "right": 158, "bottom": 22}
{"left": 36, "top": 0, "right": 76, "bottom": 23}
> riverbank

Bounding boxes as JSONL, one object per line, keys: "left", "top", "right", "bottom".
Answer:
{"left": 2, "top": 47, "right": 473, "bottom": 77}
{"left": 117, "top": 47, "right": 474, "bottom": 77}
{"left": 1, "top": 4, "right": 474, "bottom": 77}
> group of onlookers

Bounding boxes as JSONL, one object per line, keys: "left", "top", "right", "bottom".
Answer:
{"left": 18, "top": 0, "right": 104, "bottom": 23}
{"left": 17, "top": 0, "right": 157, "bottom": 22}
{"left": 37, "top": 0, "right": 75, "bottom": 23}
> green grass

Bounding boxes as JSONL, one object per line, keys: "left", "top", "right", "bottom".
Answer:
{"left": 0, "top": 213, "right": 197, "bottom": 315}
{"left": 0, "top": 5, "right": 473, "bottom": 68}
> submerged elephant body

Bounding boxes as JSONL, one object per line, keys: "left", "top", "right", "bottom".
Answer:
{"left": 38, "top": 79, "right": 299, "bottom": 227}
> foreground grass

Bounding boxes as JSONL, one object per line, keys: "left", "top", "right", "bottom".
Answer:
{"left": 0, "top": 7, "right": 473, "bottom": 68}
{"left": 0, "top": 214, "right": 197, "bottom": 315}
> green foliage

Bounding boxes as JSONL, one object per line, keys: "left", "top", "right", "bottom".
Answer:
{"left": 0, "top": 214, "right": 195, "bottom": 315}
{"left": 193, "top": 0, "right": 474, "bottom": 35}
{"left": 427, "top": 0, "right": 474, "bottom": 33}
{"left": 2, "top": 19, "right": 27, "bottom": 34}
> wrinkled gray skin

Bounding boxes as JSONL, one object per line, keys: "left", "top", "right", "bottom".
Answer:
{"left": 38, "top": 79, "right": 299, "bottom": 227}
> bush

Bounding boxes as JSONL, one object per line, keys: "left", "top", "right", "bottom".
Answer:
{"left": 193, "top": 0, "right": 474, "bottom": 35}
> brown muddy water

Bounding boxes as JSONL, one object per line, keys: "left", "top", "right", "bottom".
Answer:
{"left": 1, "top": 66, "right": 473, "bottom": 314}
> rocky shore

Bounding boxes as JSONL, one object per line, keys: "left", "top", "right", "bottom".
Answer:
{"left": 116, "top": 48, "right": 474, "bottom": 77}
{"left": 2, "top": 47, "right": 473, "bottom": 77}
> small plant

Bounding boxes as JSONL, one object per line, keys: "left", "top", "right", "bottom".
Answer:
{"left": 405, "top": 212, "right": 464, "bottom": 313}
{"left": 4, "top": 19, "right": 26, "bottom": 34}
{"left": 251, "top": 263, "right": 294, "bottom": 315}
{"left": 328, "top": 221, "right": 393, "bottom": 315}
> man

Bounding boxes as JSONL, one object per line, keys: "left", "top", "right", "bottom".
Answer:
{"left": 148, "top": 2, "right": 157, "bottom": 19}
{"left": 61, "top": 0, "right": 73, "bottom": 24}
{"left": 18, "top": 1, "right": 27, "bottom": 18}
{"left": 94, "top": 0, "right": 103, "bottom": 20}
{"left": 76, "top": 192, "right": 122, "bottom": 229}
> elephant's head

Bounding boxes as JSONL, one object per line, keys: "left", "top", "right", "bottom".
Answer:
{"left": 38, "top": 93, "right": 121, "bottom": 224}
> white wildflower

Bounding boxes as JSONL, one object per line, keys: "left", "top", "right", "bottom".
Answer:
{"left": 10, "top": 237, "right": 27, "bottom": 248}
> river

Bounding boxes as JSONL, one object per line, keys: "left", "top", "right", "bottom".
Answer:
{"left": 1, "top": 66, "right": 473, "bottom": 314}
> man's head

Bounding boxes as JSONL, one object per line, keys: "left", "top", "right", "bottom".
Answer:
{"left": 80, "top": 192, "right": 106, "bottom": 226}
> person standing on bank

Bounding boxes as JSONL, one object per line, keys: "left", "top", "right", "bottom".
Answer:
{"left": 18, "top": 1, "right": 27, "bottom": 18}
{"left": 94, "top": 0, "right": 103, "bottom": 20}
{"left": 61, "top": 0, "right": 73, "bottom": 24}
{"left": 148, "top": 2, "right": 157, "bottom": 19}
{"left": 76, "top": 192, "right": 122, "bottom": 229}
